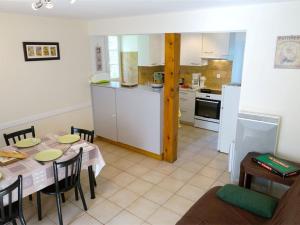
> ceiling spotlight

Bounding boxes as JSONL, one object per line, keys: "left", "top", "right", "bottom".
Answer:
{"left": 31, "top": 0, "right": 77, "bottom": 10}
{"left": 45, "top": 0, "right": 54, "bottom": 9}
{"left": 32, "top": 0, "right": 43, "bottom": 10}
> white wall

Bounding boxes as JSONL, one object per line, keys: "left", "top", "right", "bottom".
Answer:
{"left": 120, "top": 35, "right": 138, "bottom": 52}
{"left": 0, "top": 13, "right": 92, "bottom": 147}
{"left": 89, "top": 1, "right": 300, "bottom": 161}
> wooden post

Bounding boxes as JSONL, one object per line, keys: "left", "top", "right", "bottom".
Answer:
{"left": 163, "top": 33, "right": 181, "bottom": 163}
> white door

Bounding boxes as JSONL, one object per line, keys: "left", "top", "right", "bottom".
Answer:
{"left": 91, "top": 86, "right": 117, "bottom": 141}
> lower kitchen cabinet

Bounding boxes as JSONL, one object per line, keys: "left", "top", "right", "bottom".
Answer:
{"left": 116, "top": 88, "right": 162, "bottom": 154}
{"left": 179, "top": 89, "right": 196, "bottom": 124}
{"left": 91, "top": 85, "right": 117, "bottom": 141}
{"left": 91, "top": 84, "right": 163, "bottom": 155}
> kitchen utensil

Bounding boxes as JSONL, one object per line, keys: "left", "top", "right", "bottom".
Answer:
{"left": 57, "top": 134, "right": 80, "bottom": 144}
{"left": 34, "top": 149, "right": 63, "bottom": 162}
{"left": 15, "top": 138, "right": 41, "bottom": 148}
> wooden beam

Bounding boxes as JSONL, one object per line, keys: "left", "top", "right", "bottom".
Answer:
{"left": 163, "top": 33, "right": 181, "bottom": 163}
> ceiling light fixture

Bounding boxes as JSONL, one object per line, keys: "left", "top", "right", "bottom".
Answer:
{"left": 31, "top": 0, "right": 76, "bottom": 10}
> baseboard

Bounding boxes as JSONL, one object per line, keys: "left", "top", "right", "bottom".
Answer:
{"left": 0, "top": 102, "right": 91, "bottom": 131}
{"left": 96, "top": 136, "right": 163, "bottom": 160}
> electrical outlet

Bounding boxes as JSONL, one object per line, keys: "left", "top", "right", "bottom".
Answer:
{"left": 216, "top": 73, "right": 221, "bottom": 79}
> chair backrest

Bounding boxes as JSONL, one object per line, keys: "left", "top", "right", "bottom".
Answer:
{"left": 268, "top": 176, "right": 300, "bottom": 225}
{"left": 53, "top": 148, "right": 83, "bottom": 193}
{"left": 71, "top": 126, "right": 94, "bottom": 143}
{"left": 0, "top": 175, "right": 23, "bottom": 224}
{"left": 3, "top": 126, "right": 35, "bottom": 146}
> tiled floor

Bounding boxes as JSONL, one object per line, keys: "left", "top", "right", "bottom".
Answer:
{"left": 22, "top": 125, "right": 229, "bottom": 225}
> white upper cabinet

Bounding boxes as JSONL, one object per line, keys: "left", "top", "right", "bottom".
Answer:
{"left": 138, "top": 34, "right": 164, "bottom": 66}
{"left": 180, "top": 34, "right": 203, "bottom": 66}
{"left": 202, "top": 33, "right": 230, "bottom": 58}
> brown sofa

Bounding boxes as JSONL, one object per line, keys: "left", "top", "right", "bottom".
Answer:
{"left": 176, "top": 177, "right": 300, "bottom": 225}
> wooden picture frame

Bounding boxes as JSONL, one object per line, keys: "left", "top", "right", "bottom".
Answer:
{"left": 23, "top": 42, "right": 60, "bottom": 61}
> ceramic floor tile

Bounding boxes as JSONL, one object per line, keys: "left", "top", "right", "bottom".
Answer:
{"left": 207, "top": 159, "right": 228, "bottom": 170}
{"left": 141, "top": 171, "right": 166, "bottom": 184}
{"left": 218, "top": 171, "right": 231, "bottom": 184}
{"left": 143, "top": 186, "right": 173, "bottom": 205}
{"left": 127, "top": 197, "right": 160, "bottom": 220}
{"left": 112, "top": 158, "right": 136, "bottom": 170}
{"left": 158, "top": 177, "right": 185, "bottom": 193}
{"left": 95, "top": 180, "right": 122, "bottom": 198}
{"left": 70, "top": 213, "right": 103, "bottom": 225}
{"left": 192, "top": 154, "right": 214, "bottom": 165}
{"left": 147, "top": 207, "right": 181, "bottom": 225}
{"left": 126, "top": 179, "right": 154, "bottom": 195}
{"left": 125, "top": 153, "right": 147, "bottom": 163}
{"left": 100, "top": 165, "right": 122, "bottom": 180}
{"left": 109, "top": 189, "right": 140, "bottom": 208}
{"left": 106, "top": 210, "right": 143, "bottom": 225}
{"left": 180, "top": 161, "right": 205, "bottom": 173}
{"left": 199, "top": 166, "right": 224, "bottom": 179}
{"left": 88, "top": 199, "right": 122, "bottom": 224}
{"left": 127, "top": 164, "right": 150, "bottom": 177}
{"left": 176, "top": 184, "right": 206, "bottom": 202}
{"left": 189, "top": 175, "right": 216, "bottom": 190}
{"left": 170, "top": 168, "right": 194, "bottom": 182}
{"left": 154, "top": 162, "right": 178, "bottom": 175}
{"left": 139, "top": 158, "right": 161, "bottom": 169}
{"left": 48, "top": 202, "right": 84, "bottom": 225}
{"left": 163, "top": 195, "right": 194, "bottom": 216}
{"left": 111, "top": 172, "right": 136, "bottom": 187}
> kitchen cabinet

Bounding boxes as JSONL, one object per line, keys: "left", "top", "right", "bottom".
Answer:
{"left": 91, "top": 85, "right": 117, "bottom": 141}
{"left": 116, "top": 88, "right": 162, "bottom": 154}
{"left": 138, "top": 34, "right": 164, "bottom": 66}
{"left": 202, "top": 33, "right": 230, "bottom": 58}
{"left": 179, "top": 89, "right": 196, "bottom": 124}
{"left": 91, "top": 84, "right": 163, "bottom": 155}
{"left": 180, "top": 34, "right": 203, "bottom": 66}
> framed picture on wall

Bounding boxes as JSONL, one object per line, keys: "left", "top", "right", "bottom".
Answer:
{"left": 95, "top": 46, "right": 103, "bottom": 71}
{"left": 23, "top": 42, "right": 60, "bottom": 61}
{"left": 274, "top": 35, "right": 300, "bottom": 69}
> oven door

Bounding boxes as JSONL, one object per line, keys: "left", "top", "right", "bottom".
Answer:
{"left": 195, "top": 98, "right": 221, "bottom": 121}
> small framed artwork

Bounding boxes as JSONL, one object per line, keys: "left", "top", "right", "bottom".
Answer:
{"left": 274, "top": 35, "right": 300, "bottom": 69}
{"left": 95, "top": 46, "right": 103, "bottom": 71}
{"left": 23, "top": 42, "right": 60, "bottom": 61}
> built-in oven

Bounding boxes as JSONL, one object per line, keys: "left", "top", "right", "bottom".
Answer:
{"left": 194, "top": 92, "right": 222, "bottom": 131}
{"left": 195, "top": 98, "right": 221, "bottom": 122}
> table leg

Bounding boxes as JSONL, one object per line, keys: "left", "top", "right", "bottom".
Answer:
{"left": 239, "top": 165, "right": 246, "bottom": 187}
{"left": 88, "top": 166, "right": 96, "bottom": 199}
{"left": 245, "top": 173, "right": 252, "bottom": 189}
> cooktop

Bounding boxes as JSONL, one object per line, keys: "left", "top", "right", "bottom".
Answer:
{"left": 200, "top": 88, "right": 222, "bottom": 95}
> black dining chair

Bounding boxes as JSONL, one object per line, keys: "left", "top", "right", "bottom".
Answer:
{"left": 71, "top": 126, "right": 97, "bottom": 191}
{"left": 3, "top": 126, "right": 35, "bottom": 201}
{"left": 0, "top": 175, "right": 26, "bottom": 225}
{"left": 37, "top": 148, "right": 87, "bottom": 225}
{"left": 3, "top": 126, "right": 36, "bottom": 146}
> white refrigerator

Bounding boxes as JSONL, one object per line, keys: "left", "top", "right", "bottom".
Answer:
{"left": 218, "top": 84, "right": 241, "bottom": 154}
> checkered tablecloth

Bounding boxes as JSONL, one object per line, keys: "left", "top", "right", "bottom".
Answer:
{"left": 0, "top": 133, "right": 106, "bottom": 202}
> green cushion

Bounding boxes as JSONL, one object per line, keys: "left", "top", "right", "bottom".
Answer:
{"left": 217, "top": 184, "right": 278, "bottom": 218}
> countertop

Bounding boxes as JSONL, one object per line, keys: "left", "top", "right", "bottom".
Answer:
{"left": 91, "top": 81, "right": 163, "bottom": 94}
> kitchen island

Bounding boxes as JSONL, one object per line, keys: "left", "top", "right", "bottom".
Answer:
{"left": 90, "top": 82, "right": 163, "bottom": 158}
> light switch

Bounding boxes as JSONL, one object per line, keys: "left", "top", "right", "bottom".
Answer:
{"left": 217, "top": 73, "right": 221, "bottom": 79}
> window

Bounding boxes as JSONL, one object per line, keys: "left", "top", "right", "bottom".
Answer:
{"left": 108, "top": 36, "right": 120, "bottom": 80}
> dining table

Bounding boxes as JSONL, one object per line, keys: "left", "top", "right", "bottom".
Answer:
{"left": 0, "top": 132, "right": 106, "bottom": 203}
